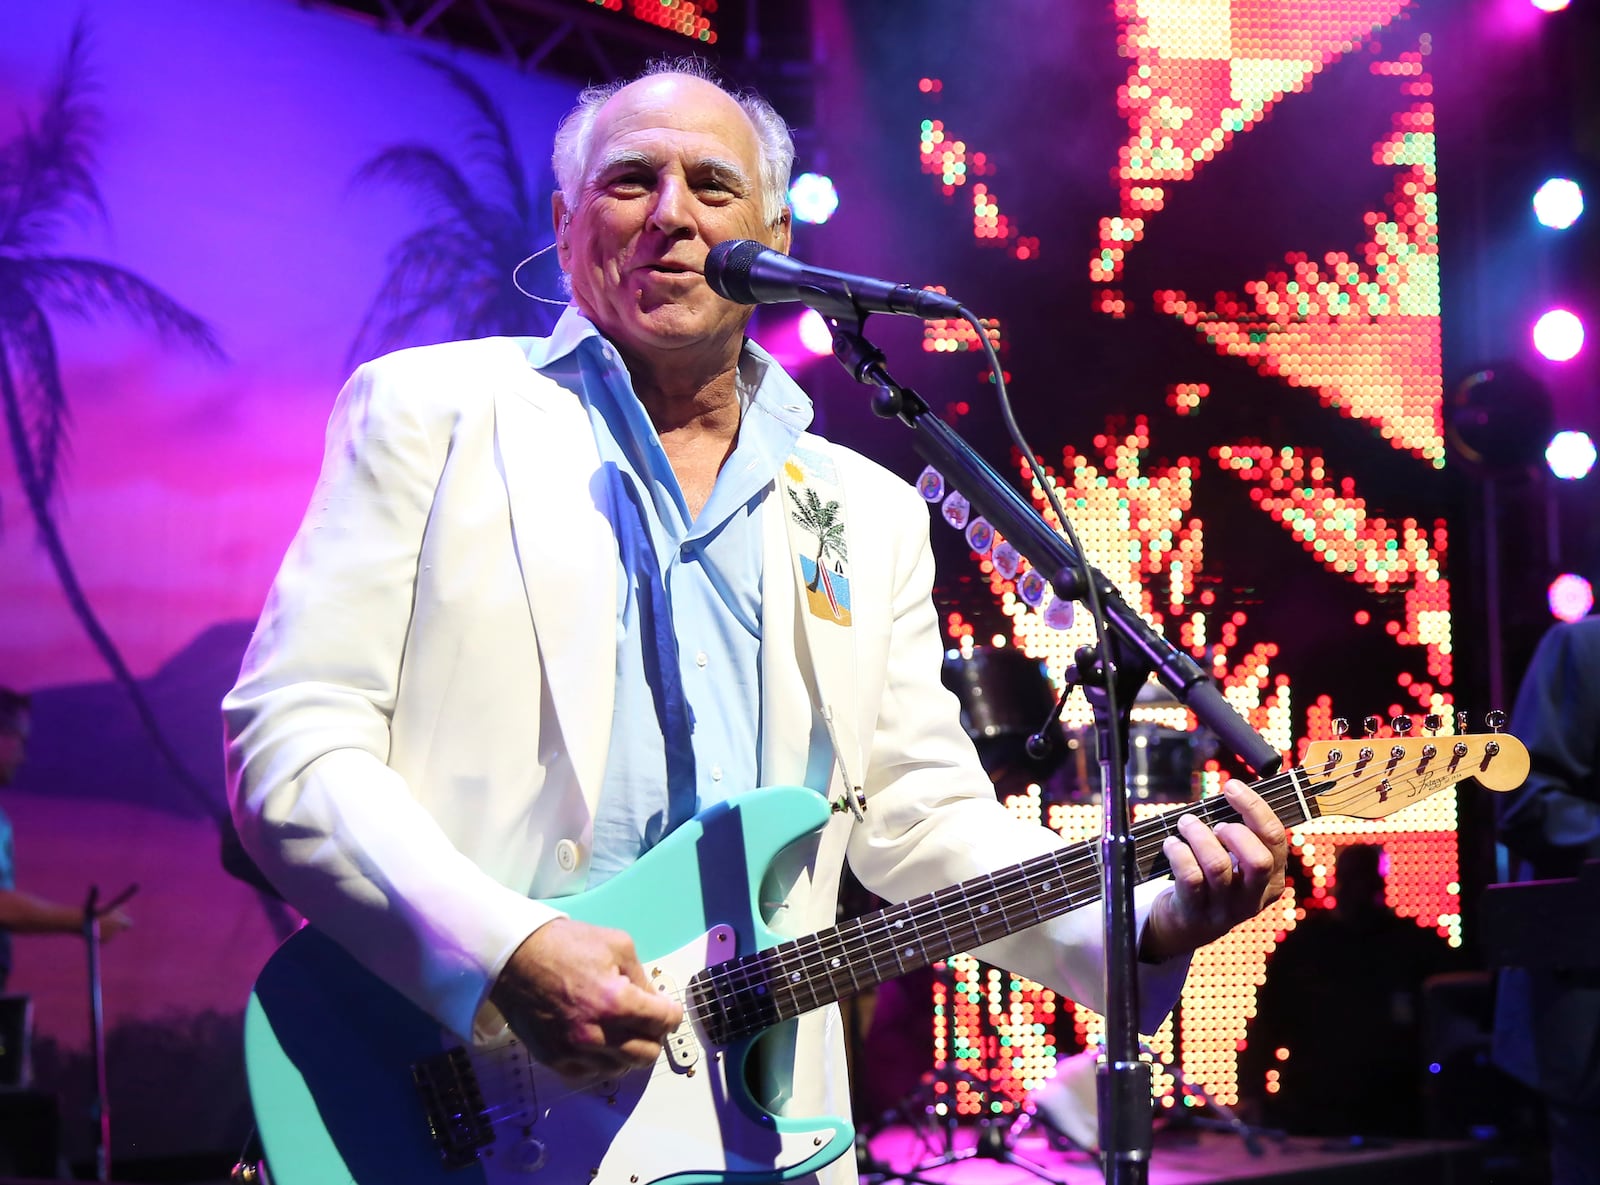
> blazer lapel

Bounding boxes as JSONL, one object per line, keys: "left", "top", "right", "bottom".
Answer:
{"left": 759, "top": 490, "right": 829, "bottom": 791}
{"left": 495, "top": 375, "right": 616, "bottom": 817}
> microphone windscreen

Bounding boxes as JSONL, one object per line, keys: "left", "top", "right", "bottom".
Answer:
{"left": 704, "top": 239, "right": 767, "bottom": 305}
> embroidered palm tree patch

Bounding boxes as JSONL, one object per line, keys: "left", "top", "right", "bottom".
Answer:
{"left": 785, "top": 452, "right": 852, "bottom": 627}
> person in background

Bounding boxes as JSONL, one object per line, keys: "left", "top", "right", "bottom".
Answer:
{"left": 1493, "top": 617, "right": 1600, "bottom": 1185}
{"left": 0, "top": 688, "right": 133, "bottom": 994}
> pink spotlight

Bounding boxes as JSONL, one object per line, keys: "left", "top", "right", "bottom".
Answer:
{"left": 1533, "top": 308, "right": 1585, "bottom": 362}
{"left": 1531, "top": 0, "right": 1570, "bottom": 11}
{"left": 798, "top": 308, "right": 833, "bottom": 357}
{"left": 1548, "top": 573, "right": 1594, "bottom": 623}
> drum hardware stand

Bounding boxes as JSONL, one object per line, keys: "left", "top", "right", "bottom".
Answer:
{"left": 882, "top": 957, "right": 1065, "bottom": 1185}
{"left": 1157, "top": 1065, "right": 1285, "bottom": 1157}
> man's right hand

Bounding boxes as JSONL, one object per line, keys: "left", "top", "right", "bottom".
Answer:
{"left": 489, "top": 918, "right": 684, "bottom": 1083}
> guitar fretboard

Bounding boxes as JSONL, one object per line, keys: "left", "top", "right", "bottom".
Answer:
{"left": 688, "top": 764, "right": 1323, "bottom": 1045}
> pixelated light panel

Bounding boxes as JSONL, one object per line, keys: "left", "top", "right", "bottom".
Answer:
{"left": 586, "top": 0, "right": 717, "bottom": 43}
{"left": 1157, "top": 44, "right": 1443, "bottom": 464}
{"left": 1092, "top": 0, "right": 1414, "bottom": 288}
{"left": 940, "top": 772, "right": 1462, "bottom": 1111}
{"left": 921, "top": 0, "right": 1456, "bottom": 1117}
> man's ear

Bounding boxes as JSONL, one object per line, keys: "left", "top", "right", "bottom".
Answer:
{"left": 769, "top": 208, "right": 793, "bottom": 256}
{"left": 552, "top": 194, "right": 571, "bottom": 263}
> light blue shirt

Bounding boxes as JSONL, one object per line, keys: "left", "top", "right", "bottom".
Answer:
{"left": 522, "top": 308, "right": 813, "bottom": 887}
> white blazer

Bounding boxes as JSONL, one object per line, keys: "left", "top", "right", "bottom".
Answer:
{"left": 224, "top": 336, "right": 1182, "bottom": 1182}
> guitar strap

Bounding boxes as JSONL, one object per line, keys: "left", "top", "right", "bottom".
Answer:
{"left": 778, "top": 436, "right": 867, "bottom": 819}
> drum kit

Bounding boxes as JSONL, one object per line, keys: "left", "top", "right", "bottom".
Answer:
{"left": 940, "top": 644, "right": 1206, "bottom": 806}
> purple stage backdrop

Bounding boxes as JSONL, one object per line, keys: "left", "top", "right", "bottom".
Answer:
{"left": 1, "top": 0, "right": 575, "bottom": 1161}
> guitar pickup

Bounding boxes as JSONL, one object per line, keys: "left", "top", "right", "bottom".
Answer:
{"left": 412, "top": 1046, "right": 493, "bottom": 1169}
{"left": 651, "top": 969, "right": 700, "bottom": 1073}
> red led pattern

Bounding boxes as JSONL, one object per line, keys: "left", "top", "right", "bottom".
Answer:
{"left": 1158, "top": 48, "right": 1442, "bottom": 463}
{"left": 918, "top": 106, "right": 1039, "bottom": 260}
{"left": 1217, "top": 444, "right": 1452, "bottom": 695}
{"left": 932, "top": 952, "right": 1059, "bottom": 1115}
{"left": 1092, "top": 0, "right": 1413, "bottom": 288}
{"left": 965, "top": 770, "right": 1462, "bottom": 1110}
{"left": 927, "top": 2, "right": 1454, "bottom": 1118}
{"left": 587, "top": 0, "right": 717, "bottom": 43}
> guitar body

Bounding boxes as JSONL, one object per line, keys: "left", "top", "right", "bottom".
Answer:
{"left": 244, "top": 786, "right": 851, "bottom": 1185}
{"left": 244, "top": 731, "right": 1529, "bottom": 1184}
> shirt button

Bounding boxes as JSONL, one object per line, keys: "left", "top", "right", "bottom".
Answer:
{"left": 711, "top": 766, "right": 724, "bottom": 782}
{"left": 695, "top": 651, "right": 708, "bottom": 668}
{"left": 554, "top": 839, "right": 581, "bottom": 872}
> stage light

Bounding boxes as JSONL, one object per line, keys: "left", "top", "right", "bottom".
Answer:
{"left": 788, "top": 173, "right": 838, "bottom": 225}
{"left": 1548, "top": 573, "right": 1594, "bottom": 622}
{"left": 1533, "top": 309, "right": 1585, "bottom": 361}
{"left": 748, "top": 308, "right": 835, "bottom": 373}
{"left": 1533, "top": 177, "right": 1584, "bottom": 229}
{"left": 1531, "top": 0, "right": 1570, "bottom": 11}
{"left": 797, "top": 308, "right": 832, "bottom": 357}
{"left": 1546, "top": 430, "right": 1597, "bottom": 479}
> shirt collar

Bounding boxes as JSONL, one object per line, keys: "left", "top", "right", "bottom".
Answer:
{"left": 521, "top": 304, "right": 603, "bottom": 369}
{"left": 522, "top": 305, "right": 814, "bottom": 434}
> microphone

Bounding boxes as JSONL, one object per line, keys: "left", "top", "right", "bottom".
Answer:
{"left": 705, "top": 239, "right": 965, "bottom": 320}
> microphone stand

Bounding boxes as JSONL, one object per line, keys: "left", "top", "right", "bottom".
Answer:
{"left": 824, "top": 314, "right": 1279, "bottom": 1185}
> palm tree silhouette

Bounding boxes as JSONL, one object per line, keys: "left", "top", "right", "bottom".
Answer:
{"left": 0, "top": 26, "right": 224, "bottom": 815}
{"left": 787, "top": 485, "right": 847, "bottom": 606}
{"left": 347, "top": 54, "right": 558, "bottom": 368}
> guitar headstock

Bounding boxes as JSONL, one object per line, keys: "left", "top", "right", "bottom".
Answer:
{"left": 1299, "top": 732, "right": 1528, "bottom": 820}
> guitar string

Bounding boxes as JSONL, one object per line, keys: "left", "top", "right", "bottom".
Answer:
{"left": 478, "top": 743, "right": 1482, "bottom": 1131}
{"left": 701, "top": 743, "right": 1482, "bottom": 1036}
{"left": 457, "top": 742, "right": 1489, "bottom": 1135}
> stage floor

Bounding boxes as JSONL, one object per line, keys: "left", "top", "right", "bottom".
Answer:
{"left": 862, "top": 1122, "right": 1492, "bottom": 1185}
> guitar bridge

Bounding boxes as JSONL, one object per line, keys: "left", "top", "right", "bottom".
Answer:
{"left": 413, "top": 1047, "right": 493, "bottom": 1169}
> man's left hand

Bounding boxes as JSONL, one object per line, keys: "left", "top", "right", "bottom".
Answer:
{"left": 1140, "top": 779, "right": 1288, "bottom": 963}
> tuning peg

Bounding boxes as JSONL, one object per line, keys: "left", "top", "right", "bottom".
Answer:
{"left": 1424, "top": 714, "right": 1443, "bottom": 736}
{"left": 1332, "top": 717, "right": 1349, "bottom": 739}
{"left": 1362, "top": 715, "right": 1383, "bottom": 738}
{"left": 1392, "top": 715, "right": 1414, "bottom": 736}
{"left": 1456, "top": 711, "right": 1469, "bottom": 735}
{"left": 1486, "top": 709, "right": 1507, "bottom": 734}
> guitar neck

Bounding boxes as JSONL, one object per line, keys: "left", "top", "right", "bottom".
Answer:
{"left": 691, "top": 765, "right": 1323, "bottom": 1044}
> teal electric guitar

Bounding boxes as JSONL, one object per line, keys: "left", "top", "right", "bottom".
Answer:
{"left": 243, "top": 731, "right": 1525, "bottom": 1184}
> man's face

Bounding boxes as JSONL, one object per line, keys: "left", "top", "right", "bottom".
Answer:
{"left": 0, "top": 718, "right": 28, "bottom": 788}
{"left": 555, "top": 74, "right": 791, "bottom": 370}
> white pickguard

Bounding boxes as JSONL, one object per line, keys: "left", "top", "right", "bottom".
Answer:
{"left": 457, "top": 925, "right": 842, "bottom": 1184}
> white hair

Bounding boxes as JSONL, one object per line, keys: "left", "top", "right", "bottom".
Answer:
{"left": 551, "top": 56, "right": 794, "bottom": 228}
